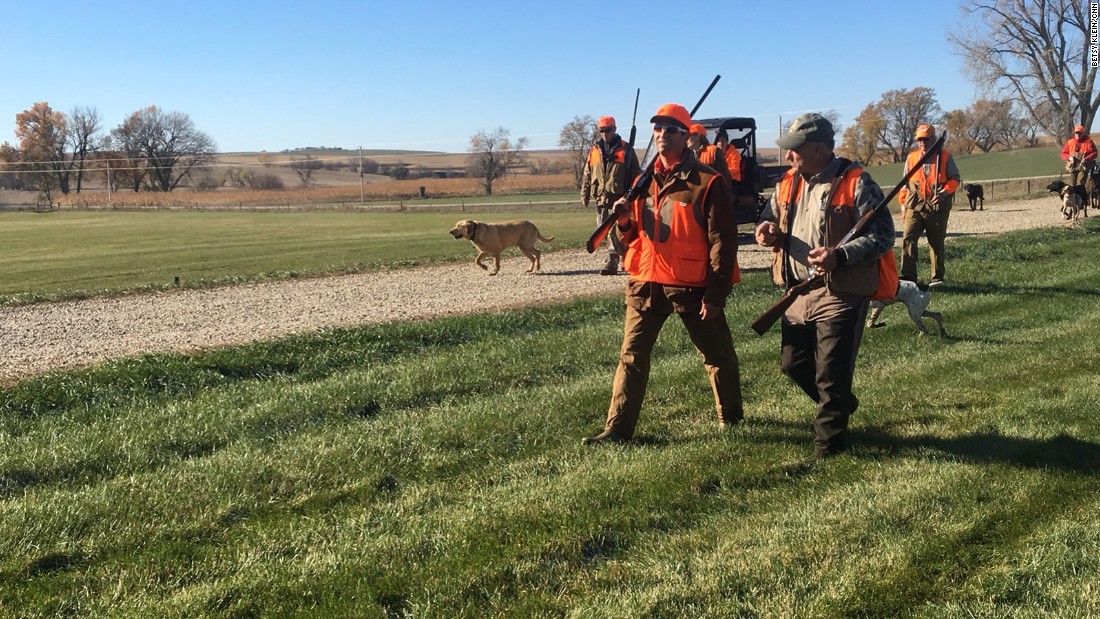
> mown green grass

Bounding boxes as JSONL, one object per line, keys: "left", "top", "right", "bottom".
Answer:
{"left": 0, "top": 210, "right": 593, "bottom": 303}
{"left": 2, "top": 220, "right": 1100, "bottom": 617}
{"left": 865, "top": 146, "right": 1063, "bottom": 188}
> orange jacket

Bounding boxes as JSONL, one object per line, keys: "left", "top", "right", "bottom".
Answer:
{"left": 724, "top": 146, "right": 743, "bottom": 182}
{"left": 897, "top": 149, "right": 960, "bottom": 208}
{"left": 1061, "top": 136, "right": 1097, "bottom": 162}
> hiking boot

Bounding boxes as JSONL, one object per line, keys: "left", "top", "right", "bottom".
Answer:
{"left": 600, "top": 256, "right": 619, "bottom": 276}
{"left": 929, "top": 278, "right": 945, "bottom": 288}
{"left": 582, "top": 430, "right": 627, "bottom": 446}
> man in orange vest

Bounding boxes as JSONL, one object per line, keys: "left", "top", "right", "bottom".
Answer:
{"left": 754, "top": 113, "right": 895, "bottom": 458}
{"left": 582, "top": 115, "right": 641, "bottom": 275}
{"left": 582, "top": 103, "right": 743, "bottom": 445}
{"left": 1060, "top": 125, "right": 1097, "bottom": 189}
{"left": 687, "top": 123, "right": 734, "bottom": 185}
{"left": 897, "top": 124, "right": 960, "bottom": 287}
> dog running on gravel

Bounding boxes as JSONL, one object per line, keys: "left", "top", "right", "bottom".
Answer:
{"left": 449, "top": 219, "right": 555, "bottom": 275}
{"left": 1046, "top": 180, "right": 1088, "bottom": 220}
{"left": 867, "top": 280, "right": 946, "bottom": 336}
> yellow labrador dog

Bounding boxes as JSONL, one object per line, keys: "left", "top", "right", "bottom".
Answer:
{"left": 449, "top": 219, "right": 554, "bottom": 275}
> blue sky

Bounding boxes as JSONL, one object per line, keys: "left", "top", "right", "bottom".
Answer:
{"left": 3, "top": 0, "right": 979, "bottom": 154}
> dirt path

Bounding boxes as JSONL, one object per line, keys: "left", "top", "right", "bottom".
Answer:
{"left": 0, "top": 199, "right": 1064, "bottom": 383}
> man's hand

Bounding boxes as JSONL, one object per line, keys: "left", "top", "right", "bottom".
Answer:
{"left": 581, "top": 196, "right": 590, "bottom": 208}
{"left": 613, "top": 197, "right": 631, "bottom": 226}
{"left": 755, "top": 221, "right": 778, "bottom": 247}
{"left": 700, "top": 300, "right": 722, "bottom": 321}
{"left": 807, "top": 247, "right": 838, "bottom": 272}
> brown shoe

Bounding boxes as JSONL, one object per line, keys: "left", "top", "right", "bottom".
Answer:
{"left": 582, "top": 430, "right": 627, "bottom": 445}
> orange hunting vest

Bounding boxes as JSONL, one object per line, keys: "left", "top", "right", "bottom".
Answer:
{"left": 624, "top": 170, "right": 740, "bottom": 287}
{"left": 775, "top": 161, "right": 897, "bottom": 300}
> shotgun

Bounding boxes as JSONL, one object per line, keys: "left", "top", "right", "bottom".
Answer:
{"left": 749, "top": 131, "right": 947, "bottom": 336}
{"left": 627, "top": 88, "right": 640, "bottom": 150}
{"left": 586, "top": 75, "right": 721, "bottom": 253}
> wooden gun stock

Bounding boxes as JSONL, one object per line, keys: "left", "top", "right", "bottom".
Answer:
{"left": 749, "top": 276, "right": 821, "bottom": 335}
{"left": 586, "top": 200, "right": 631, "bottom": 253}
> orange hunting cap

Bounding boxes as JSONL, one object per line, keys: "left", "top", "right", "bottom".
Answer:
{"left": 598, "top": 116, "right": 616, "bottom": 128}
{"left": 689, "top": 123, "right": 708, "bottom": 137}
{"left": 650, "top": 103, "right": 691, "bottom": 131}
{"left": 1075, "top": 125, "right": 1086, "bottom": 133}
{"left": 914, "top": 124, "right": 935, "bottom": 139}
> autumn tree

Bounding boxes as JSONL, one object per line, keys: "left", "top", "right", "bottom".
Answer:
{"left": 839, "top": 103, "right": 885, "bottom": 164}
{"left": 558, "top": 115, "right": 597, "bottom": 189}
{"left": 467, "top": 127, "right": 528, "bottom": 195}
{"left": 943, "top": 109, "right": 974, "bottom": 154}
{"left": 14, "top": 102, "right": 69, "bottom": 200}
{"left": 111, "top": 106, "right": 216, "bottom": 192}
{"left": 949, "top": 0, "right": 1098, "bottom": 142}
{"left": 0, "top": 142, "right": 25, "bottom": 190}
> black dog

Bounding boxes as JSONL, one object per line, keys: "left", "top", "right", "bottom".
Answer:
{"left": 962, "top": 183, "right": 984, "bottom": 211}
{"left": 1086, "top": 168, "right": 1100, "bottom": 211}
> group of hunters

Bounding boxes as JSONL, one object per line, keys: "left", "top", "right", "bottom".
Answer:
{"left": 579, "top": 101, "right": 1095, "bottom": 458}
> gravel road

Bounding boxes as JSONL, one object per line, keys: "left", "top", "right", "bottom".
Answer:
{"left": 0, "top": 198, "right": 1065, "bottom": 383}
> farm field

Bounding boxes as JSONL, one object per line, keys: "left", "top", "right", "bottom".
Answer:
{"left": 2, "top": 220, "right": 1099, "bottom": 616}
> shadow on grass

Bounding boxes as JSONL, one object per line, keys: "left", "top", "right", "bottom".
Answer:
{"left": 748, "top": 418, "right": 1100, "bottom": 474}
{"left": 853, "top": 428, "right": 1100, "bottom": 474}
{"left": 931, "top": 280, "right": 1100, "bottom": 298}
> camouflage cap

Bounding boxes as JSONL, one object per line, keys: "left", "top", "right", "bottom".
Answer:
{"left": 776, "top": 113, "right": 834, "bottom": 150}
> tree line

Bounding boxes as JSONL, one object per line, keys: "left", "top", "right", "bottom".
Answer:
{"left": 5, "top": 0, "right": 1095, "bottom": 199}
{"left": 0, "top": 103, "right": 217, "bottom": 202}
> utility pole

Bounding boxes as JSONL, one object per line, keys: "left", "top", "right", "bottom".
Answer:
{"left": 106, "top": 158, "right": 112, "bottom": 208}
{"left": 359, "top": 146, "right": 364, "bottom": 205}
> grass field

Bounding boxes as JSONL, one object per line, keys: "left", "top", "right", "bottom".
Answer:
{"left": 0, "top": 210, "right": 594, "bottom": 303}
{"left": 2, "top": 220, "right": 1099, "bottom": 617}
{"left": 864, "top": 147, "right": 1064, "bottom": 189}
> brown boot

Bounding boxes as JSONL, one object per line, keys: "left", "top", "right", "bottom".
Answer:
{"left": 581, "top": 429, "right": 627, "bottom": 445}
{"left": 599, "top": 255, "right": 619, "bottom": 276}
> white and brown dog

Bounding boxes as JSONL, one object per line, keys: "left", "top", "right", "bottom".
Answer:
{"left": 868, "top": 280, "right": 946, "bottom": 336}
{"left": 1046, "top": 180, "right": 1088, "bottom": 220}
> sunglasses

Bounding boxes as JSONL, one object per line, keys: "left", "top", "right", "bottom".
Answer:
{"left": 654, "top": 124, "right": 685, "bottom": 134}
{"left": 598, "top": 127, "right": 615, "bottom": 133}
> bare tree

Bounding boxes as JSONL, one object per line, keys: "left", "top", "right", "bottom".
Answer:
{"left": 111, "top": 106, "right": 217, "bottom": 192}
{"left": 966, "top": 99, "right": 1003, "bottom": 152}
{"left": 467, "top": 127, "right": 528, "bottom": 195}
{"left": 558, "top": 115, "right": 597, "bottom": 189}
{"left": 289, "top": 155, "right": 323, "bottom": 186}
{"left": 66, "top": 106, "right": 103, "bottom": 193}
{"left": 949, "top": 0, "right": 1098, "bottom": 142}
{"left": 873, "top": 88, "right": 943, "bottom": 162}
